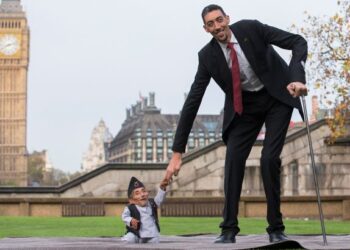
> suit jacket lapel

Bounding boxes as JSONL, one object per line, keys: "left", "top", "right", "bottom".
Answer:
{"left": 210, "top": 38, "right": 232, "bottom": 90}
{"left": 230, "top": 24, "right": 258, "bottom": 74}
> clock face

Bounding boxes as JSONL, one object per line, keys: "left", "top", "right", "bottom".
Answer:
{"left": 0, "top": 34, "right": 20, "bottom": 56}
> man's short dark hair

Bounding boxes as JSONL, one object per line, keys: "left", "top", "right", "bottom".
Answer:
{"left": 201, "top": 4, "right": 226, "bottom": 23}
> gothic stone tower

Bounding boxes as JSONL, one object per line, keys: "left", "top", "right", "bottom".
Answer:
{"left": 0, "top": 0, "right": 29, "bottom": 186}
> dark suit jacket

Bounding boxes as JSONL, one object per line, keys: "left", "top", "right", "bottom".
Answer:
{"left": 172, "top": 19, "right": 307, "bottom": 153}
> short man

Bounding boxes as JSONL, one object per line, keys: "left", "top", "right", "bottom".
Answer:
{"left": 164, "top": 4, "right": 307, "bottom": 244}
{"left": 121, "top": 176, "right": 168, "bottom": 244}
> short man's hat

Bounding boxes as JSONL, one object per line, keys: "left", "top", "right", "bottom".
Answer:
{"left": 128, "top": 176, "right": 145, "bottom": 197}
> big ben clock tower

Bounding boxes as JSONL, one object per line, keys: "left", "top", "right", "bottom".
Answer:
{"left": 0, "top": 0, "right": 29, "bottom": 186}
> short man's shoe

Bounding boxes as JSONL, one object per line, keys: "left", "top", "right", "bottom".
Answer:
{"left": 268, "top": 231, "right": 289, "bottom": 243}
{"left": 214, "top": 231, "right": 236, "bottom": 243}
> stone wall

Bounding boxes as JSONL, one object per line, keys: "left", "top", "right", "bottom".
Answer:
{"left": 169, "top": 121, "right": 350, "bottom": 197}
{"left": 1, "top": 196, "right": 349, "bottom": 219}
{"left": 61, "top": 169, "right": 165, "bottom": 198}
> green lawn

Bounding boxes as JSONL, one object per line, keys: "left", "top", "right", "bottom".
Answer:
{"left": 0, "top": 216, "right": 349, "bottom": 238}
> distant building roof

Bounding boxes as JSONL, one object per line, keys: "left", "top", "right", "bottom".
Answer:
{"left": 110, "top": 92, "right": 223, "bottom": 149}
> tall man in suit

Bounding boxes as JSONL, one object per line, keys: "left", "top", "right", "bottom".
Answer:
{"left": 164, "top": 4, "right": 308, "bottom": 244}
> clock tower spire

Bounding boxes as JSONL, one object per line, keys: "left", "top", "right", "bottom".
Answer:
{"left": 0, "top": 0, "right": 29, "bottom": 186}
{"left": 0, "top": 0, "right": 23, "bottom": 13}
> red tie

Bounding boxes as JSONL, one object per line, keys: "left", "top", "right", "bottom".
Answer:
{"left": 227, "top": 43, "right": 243, "bottom": 115}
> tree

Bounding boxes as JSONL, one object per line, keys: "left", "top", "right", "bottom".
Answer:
{"left": 68, "top": 171, "right": 83, "bottom": 181}
{"left": 293, "top": 1, "right": 350, "bottom": 142}
{"left": 27, "top": 152, "right": 45, "bottom": 185}
{"left": 50, "top": 168, "right": 69, "bottom": 186}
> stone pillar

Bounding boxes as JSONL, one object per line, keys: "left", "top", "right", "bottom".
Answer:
{"left": 142, "top": 138, "right": 146, "bottom": 162}
{"left": 19, "top": 202, "right": 30, "bottom": 216}
{"left": 343, "top": 200, "right": 350, "bottom": 220}
{"left": 238, "top": 201, "right": 246, "bottom": 217}
{"left": 163, "top": 138, "right": 168, "bottom": 162}
{"left": 153, "top": 138, "right": 157, "bottom": 163}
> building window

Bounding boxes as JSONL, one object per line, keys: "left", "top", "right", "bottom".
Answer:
{"left": 135, "top": 128, "right": 141, "bottom": 137}
{"left": 167, "top": 149, "right": 173, "bottom": 160}
{"left": 209, "top": 131, "right": 215, "bottom": 143}
{"left": 136, "top": 138, "right": 141, "bottom": 148}
{"left": 167, "top": 138, "right": 173, "bottom": 149}
{"left": 198, "top": 130, "right": 204, "bottom": 138}
{"left": 146, "top": 148, "right": 152, "bottom": 161}
{"left": 135, "top": 148, "right": 142, "bottom": 162}
{"left": 146, "top": 128, "right": 152, "bottom": 137}
{"left": 157, "top": 130, "right": 163, "bottom": 137}
{"left": 146, "top": 137, "right": 152, "bottom": 147}
{"left": 198, "top": 129, "right": 205, "bottom": 147}
{"left": 199, "top": 137, "right": 205, "bottom": 147}
{"left": 157, "top": 148, "right": 163, "bottom": 162}
{"left": 167, "top": 130, "right": 173, "bottom": 139}
{"left": 157, "top": 137, "right": 163, "bottom": 148}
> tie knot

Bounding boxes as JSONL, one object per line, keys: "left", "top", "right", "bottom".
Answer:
{"left": 227, "top": 42, "right": 234, "bottom": 49}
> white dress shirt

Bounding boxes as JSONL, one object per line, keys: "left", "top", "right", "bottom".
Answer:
{"left": 218, "top": 31, "right": 264, "bottom": 92}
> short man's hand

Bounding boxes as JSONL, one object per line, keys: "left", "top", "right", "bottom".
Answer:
{"left": 160, "top": 179, "right": 169, "bottom": 191}
{"left": 130, "top": 218, "right": 140, "bottom": 230}
{"left": 287, "top": 82, "right": 308, "bottom": 98}
{"left": 164, "top": 152, "right": 182, "bottom": 182}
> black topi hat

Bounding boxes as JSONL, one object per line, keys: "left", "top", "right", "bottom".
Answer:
{"left": 128, "top": 176, "right": 145, "bottom": 197}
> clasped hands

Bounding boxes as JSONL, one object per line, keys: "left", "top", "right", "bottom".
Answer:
{"left": 163, "top": 152, "right": 182, "bottom": 185}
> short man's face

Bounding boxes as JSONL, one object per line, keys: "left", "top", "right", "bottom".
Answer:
{"left": 129, "top": 187, "right": 149, "bottom": 207}
{"left": 203, "top": 10, "right": 231, "bottom": 43}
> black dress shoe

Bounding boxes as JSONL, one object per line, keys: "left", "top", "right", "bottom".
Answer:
{"left": 214, "top": 231, "right": 236, "bottom": 243}
{"left": 268, "top": 231, "right": 289, "bottom": 243}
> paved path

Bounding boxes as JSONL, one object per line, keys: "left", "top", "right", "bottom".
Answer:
{"left": 0, "top": 235, "right": 349, "bottom": 249}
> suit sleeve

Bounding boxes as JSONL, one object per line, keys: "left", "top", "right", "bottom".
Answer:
{"left": 171, "top": 52, "right": 211, "bottom": 153}
{"left": 255, "top": 20, "right": 308, "bottom": 83}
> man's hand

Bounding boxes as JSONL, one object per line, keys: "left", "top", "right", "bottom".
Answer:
{"left": 164, "top": 152, "right": 182, "bottom": 183}
{"left": 130, "top": 218, "right": 140, "bottom": 230}
{"left": 160, "top": 179, "right": 169, "bottom": 191}
{"left": 287, "top": 82, "right": 308, "bottom": 98}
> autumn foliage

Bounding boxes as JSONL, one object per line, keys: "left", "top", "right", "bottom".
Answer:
{"left": 293, "top": 1, "right": 350, "bottom": 142}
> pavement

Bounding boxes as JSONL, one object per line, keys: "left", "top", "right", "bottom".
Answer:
{"left": 0, "top": 234, "right": 349, "bottom": 250}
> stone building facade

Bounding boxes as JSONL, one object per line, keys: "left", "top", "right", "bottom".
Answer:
{"left": 0, "top": 0, "right": 29, "bottom": 186}
{"left": 108, "top": 93, "right": 224, "bottom": 163}
{"left": 81, "top": 120, "right": 113, "bottom": 172}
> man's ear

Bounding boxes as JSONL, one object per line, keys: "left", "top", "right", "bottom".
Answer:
{"left": 203, "top": 24, "right": 209, "bottom": 33}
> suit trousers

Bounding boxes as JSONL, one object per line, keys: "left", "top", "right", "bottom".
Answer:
{"left": 220, "top": 88, "right": 293, "bottom": 234}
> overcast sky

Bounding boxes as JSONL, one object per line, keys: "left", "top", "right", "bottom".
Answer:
{"left": 19, "top": 0, "right": 339, "bottom": 173}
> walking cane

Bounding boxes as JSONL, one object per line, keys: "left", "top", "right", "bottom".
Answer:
{"left": 300, "top": 95, "right": 327, "bottom": 246}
